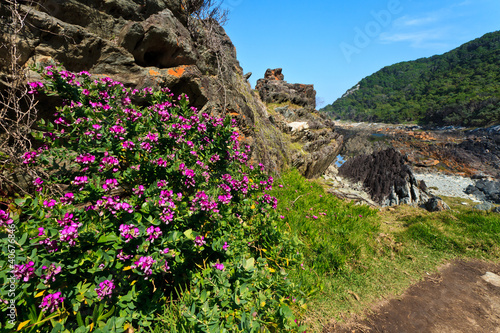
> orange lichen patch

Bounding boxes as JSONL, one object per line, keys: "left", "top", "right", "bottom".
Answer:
{"left": 167, "top": 65, "right": 187, "bottom": 78}
{"left": 229, "top": 112, "right": 239, "bottom": 117}
{"left": 149, "top": 69, "right": 160, "bottom": 76}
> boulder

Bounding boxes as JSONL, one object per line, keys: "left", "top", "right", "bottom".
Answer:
{"left": 466, "top": 180, "right": 500, "bottom": 204}
{"left": 255, "top": 68, "right": 316, "bottom": 109}
{"left": 424, "top": 197, "right": 451, "bottom": 212}
{"left": 338, "top": 148, "right": 432, "bottom": 207}
{"left": 473, "top": 202, "right": 495, "bottom": 211}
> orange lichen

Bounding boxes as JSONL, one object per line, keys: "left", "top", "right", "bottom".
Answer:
{"left": 149, "top": 69, "right": 160, "bottom": 76}
{"left": 167, "top": 65, "right": 186, "bottom": 78}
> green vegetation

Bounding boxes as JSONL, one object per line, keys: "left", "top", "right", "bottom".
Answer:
{"left": 321, "top": 31, "right": 500, "bottom": 127}
{"left": 269, "top": 171, "right": 500, "bottom": 331}
{"left": 0, "top": 67, "right": 305, "bottom": 332}
{"left": 2, "top": 68, "right": 500, "bottom": 332}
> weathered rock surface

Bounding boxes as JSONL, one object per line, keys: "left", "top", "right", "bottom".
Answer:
{"left": 0, "top": 0, "right": 289, "bottom": 173}
{"left": 466, "top": 180, "right": 500, "bottom": 204}
{"left": 424, "top": 197, "right": 451, "bottom": 212}
{"left": 274, "top": 106, "right": 343, "bottom": 179}
{"left": 473, "top": 202, "right": 495, "bottom": 211}
{"left": 255, "top": 68, "right": 316, "bottom": 109}
{"left": 255, "top": 69, "right": 343, "bottom": 178}
{"left": 338, "top": 148, "right": 433, "bottom": 207}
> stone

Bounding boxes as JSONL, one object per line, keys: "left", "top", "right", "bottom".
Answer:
{"left": 481, "top": 272, "right": 500, "bottom": 287}
{"left": 415, "top": 159, "right": 440, "bottom": 167}
{"left": 288, "top": 122, "right": 309, "bottom": 133}
{"left": 424, "top": 197, "right": 451, "bottom": 212}
{"left": 466, "top": 180, "right": 500, "bottom": 204}
{"left": 255, "top": 68, "right": 316, "bottom": 109}
{"left": 493, "top": 207, "right": 500, "bottom": 213}
{"left": 338, "top": 148, "right": 432, "bottom": 207}
{"left": 473, "top": 202, "right": 495, "bottom": 211}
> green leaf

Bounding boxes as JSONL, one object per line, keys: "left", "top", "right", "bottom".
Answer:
{"left": 97, "top": 234, "right": 119, "bottom": 244}
{"left": 243, "top": 258, "right": 255, "bottom": 271}
{"left": 18, "top": 233, "right": 28, "bottom": 246}
{"left": 183, "top": 229, "right": 194, "bottom": 240}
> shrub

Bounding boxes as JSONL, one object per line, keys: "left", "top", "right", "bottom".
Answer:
{"left": 0, "top": 66, "right": 305, "bottom": 332}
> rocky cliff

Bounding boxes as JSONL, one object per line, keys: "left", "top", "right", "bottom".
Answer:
{"left": 256, "top": 68, "right": 316, "bottom": 109}
{"left": 255, "top": 68, "right": 343, "bottom": 178}
{"left": 0, "top": 0, "right": 289, "bottom": 172}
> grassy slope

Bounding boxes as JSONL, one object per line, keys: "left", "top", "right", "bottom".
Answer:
{"left": 271, "top": 170, "right": 500, "bottom": 331}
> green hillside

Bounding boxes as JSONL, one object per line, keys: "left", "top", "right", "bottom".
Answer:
{"left": 321, "top": 31, "right": 500, "bottom": 126}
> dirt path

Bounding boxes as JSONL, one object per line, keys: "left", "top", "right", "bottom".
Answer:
{"left": 324, "top": 260, "right": 500, "bottom": 333}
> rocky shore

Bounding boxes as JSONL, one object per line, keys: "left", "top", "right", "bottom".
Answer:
{"left": 413, "top": 173, "right": 481, "bottom": 202}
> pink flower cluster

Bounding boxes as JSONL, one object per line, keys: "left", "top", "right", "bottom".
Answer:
{"left": 119, "top": 224, "right": 140, "bottom": 242}
{"left": 132, "top": 256, "right": 156, "bottom": 279}
{"left": 146, "top": 226, "right": 162, "bottom": 243}
{"left": 0, "top": 209, "right": 13, "bottom": 226}
{"left": 12, "top": 261, "right": 35, "bottom": 282}
{"left": 39, "top": 291, "right": 64, "bottom": 313}
{"left": 41, "top": 264, "right": 62, "bottom": 284}
{"left": 95, "top": 279, "right": 115, "bottom": 300}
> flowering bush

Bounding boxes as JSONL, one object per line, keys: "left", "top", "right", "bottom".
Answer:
{"left": 0, "top": 67, "right": 305, "bottom": 332}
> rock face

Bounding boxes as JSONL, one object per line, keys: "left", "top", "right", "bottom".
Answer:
{"left": 424, "top": 197, "right": 451, "bottom": 212}
{"left": 465, "top": 180, "right": 500, "bottom": 204}
{"left": 255, "top": 69, "right": 343, "bottom": 178}
{"left": 255, "top": 68, "right": 316, "bottom": 109}
{"left": 338, "top": 148, "right": 432, "bottom": 207}
{"left": 0, "top": 0, "right": 288, "bottom": 172}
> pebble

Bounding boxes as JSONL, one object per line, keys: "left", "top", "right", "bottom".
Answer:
{"left": 414, "top": 173, "right": 481, "bottom": 202}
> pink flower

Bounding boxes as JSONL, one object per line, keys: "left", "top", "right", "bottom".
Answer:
{"left": 122, "top": 140, "right": 135, "bottom": 149}
{"left": 222, "top": 242, "right": 229, "bottom": 251}
{"left": 59, "top": 222, "right": 80, "bottom": 246}
{"left": 146, "top": 226, "right": 162, "bottom": 243}
{"left": 27, "top": 81, "right": 44, "bottom": 94}
{"left": 140, "top": 141, "right": 152, "bottom": 152}
{"left": 41, "top": 264, "right": 62, "bottom": 284}
{"left": 102, "top": 178, "right": 118, "bottom": 191}
{"left": 75, "top": 153, "right": 95, "bottom": 164}
{"left": 133, "top": 185, "right": 145, "bottom": 197}
{"left": 60, "top": 193, "right": 74, "bottom": 205}
{"left": 22, "top": 151, "right": 38, "bottom": 164}
{"left": 12, "top": 261, "right": 35, "bottom": 282}
{"left": 39, "top": 291, "right": 64, "bottom": 313}
{"left": 95, "top": 280, "right": 115, "bottom": 300}
{"left": 0, "top": 209, "right": 13, "bottom": 226}
{"left": 73, "top": 176, "right": 88, "bottom": 186}
{"left": 43, "top": 199, "right": 57, "bottom": 208}
{"left": 213, "top": 263, "right": 224, "bottom": 271}
{"left": 117, "top": 250, "right": 133, "bottom": 261}
{"left": 33, "top": 177, "right": 43, "bottom": 188}
{"left": 119, "top": 224, "right": 139, "bottom": 242}
{"left": 110, "top": 125, "right": 125, "bottom": 134}
{"left": 194, "top": 235, "right": 206, "bottom": 247}
{"left": 132, "top": 256, "right": 156, "bottom": 279}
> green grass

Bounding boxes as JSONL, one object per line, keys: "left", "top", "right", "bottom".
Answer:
{"left": 271, "top": 170, "right": 500, "bottom": 331}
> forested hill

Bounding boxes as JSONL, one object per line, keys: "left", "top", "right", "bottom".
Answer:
{"left": 321, "top": 31, "right": 500, "bottom": 127}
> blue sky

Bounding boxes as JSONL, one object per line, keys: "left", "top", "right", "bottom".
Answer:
{"left": 221, "top": 0, "right": 500, "bottom": 107}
